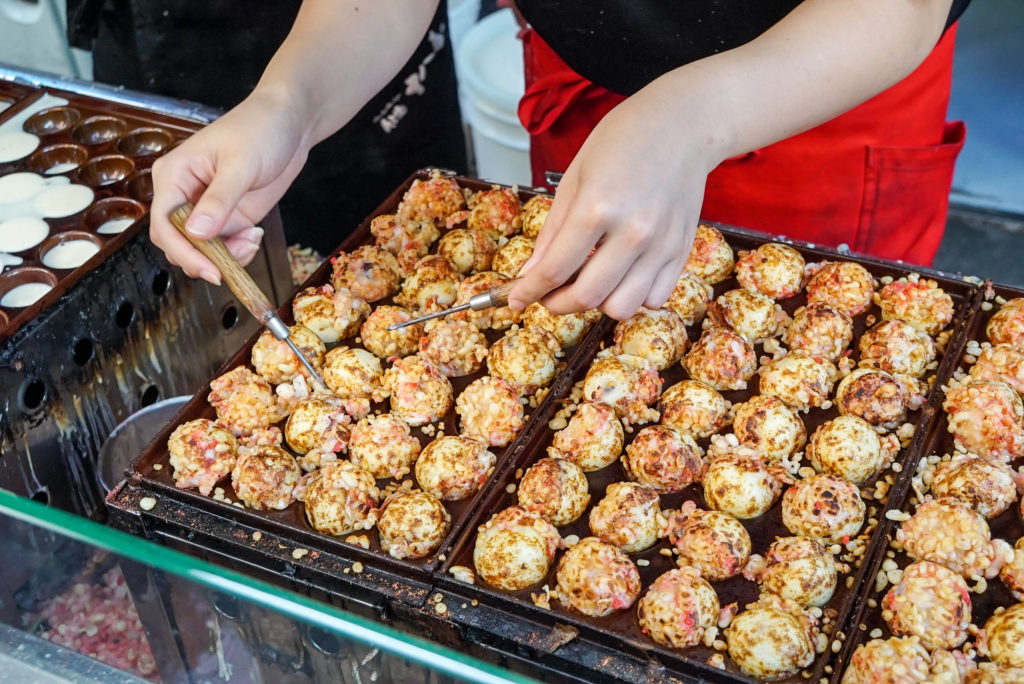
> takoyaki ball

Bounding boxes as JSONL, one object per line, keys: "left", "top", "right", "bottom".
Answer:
{"left": 550, "top": 401, "right": 624, "bottom": 471}
{"left": 805, "top": 261, "right": 877, "bottom": 317}
{"left": 377, "top": 489, "right": 451, "bottom": 560}
{"left": 987, "top": 298, "right": 1024, "bottom": 348}
{"left": 1001, "top": 538, "right": 1024, "bottom": 602}
{"left": 208, "top": 366, "right": 280, "bottom": 437}
{"left": 841, "top": 636, "right": 955, "bottom": 684}
{"left": 322, "top": 346, "right": 386, "bottom": 417}
{"left": 556, "top": 537, "right": 641, "bottom": 617}
{"left": 415, "top": 435, "right": 496, "bottom": 501}
{"left": 302, "top": 461, "right": 380, "bottom": 535}
{"left": 967, "top": 664, "right": 1024, "bottom": 684}
{"left": 623, "top": 425, "right": 706, "bottom": 493}
{"left": 168, "top": 419, "right": 237, "bottom": 495}
{"left": 859, "top": 319, "right": 937, "bottom": 379}
{"left": 419, "top": 319, "right": 488, "bottom": 377}
{"left": 898, "top": 498, "right": 1004, "bottom": 579}
{"left": 875, "top": 277, "right": 955, "bottom": 336}
{"left": 835, "top": 368, "right": 908, "bottom": 428}
{"left": 706, "top": 289, "right": 784, "bottom": 343}
{"left": 970, "top": 344, "right": 1024, "bottom": 397}
{"left": 331, "top": 245, "right": 401, "bottom": 303}
{"left": 487, "top": 326, "right": 561, "bottom": 395}
{"left": 665, "top": 272, "right": 713, "bottom": 326}
{"left": 231, "top": 445, "right": 301, "bottom": 510}
{"left": 732, "top": 395, "right": 807, "bottom": 461}
{"left": 613, "top": 307, "right": 689, "bottom": 370}
{"left": 522, "top": 302, "right": 588, "bottom": 349}
{"left": 348, "top": 413, "right": 421, "bottom": 480}
{"left": 930, "top": 453, "right": 1017, "bottom": 520}
{"left": 518, "top": 457, "right": 590, "bottom": 527}
{"left": 251, "top": 324, "right": 326, "bottom": 386}
{"left": 395, "top": 255, "right": 461, "bottom": 313}
{"left": 436, "top": 228, "right": 496, "bottom": 275}
{"left": 370, "top": 213, "right": 438, "bottom": 263}
{"left": 589, "top": 481, "right": 663, "bottom": 552}
{"left": 943, "top": 380, "right": 1024, "bottom": 463}
{"left": 467, "top": 186, "right": 522, "bottom": 237}
{"left": 684, "top": 224, "right": 734, "bottom": 284}
{"left": 735, "top": 243, "right": 806, "bottom": 300}
{"left": 360, "top": 306, "right": 423, "bottom": 360}
{"left": 397, "top": 171, "right": 466, "bottom": 225}
{"left": 882, "top": 560, "right": 971, "bottom": 651}
{"left": 782, "top": 474, "right": 865, "bottom": 543}
{"left": 492, "top": 235, "right": 535, "bottom": 279}
{"left": 758, "top": 351, "right": 838, "bottom": 411}
{"left": 638, "top": 567, "right": 720, "bottom": 649}
{"left": 806, "top": 415, "right": 887, "bottom": 485}
{"left": 454, "top": 271, "right": 520, "bottom": 330}
{"left": 784, "top": 302, "right": 855, "bottom": 363}
{"left": 382, "top": 355, "right": 453, "bottom": 426}
{"left": 284, "top": 397, "right": 350, "bottom": 464}
{"left": 520, "top": 194, "right": 551, "bottom": 239}
{"left": 667, "top": 504, "right": 751, "bottom": 581}
{"left": 583, "top": 352, "right": 662, "bottom": 424}
{"left": 683, "top": 326, "right": 758, "bottom": 391}
{"left": 456, "top": 376, "right": 525, "bottom": 447}
{"left": 981, "top": 603, "right": 1024, "bottom": 669}
{"left": 725, "top": 607, "right": 814, "bottom": 680}
{"left": 761, "top": 536, "right": 836, "bottom": 607}
{"left": 658, "top": 379, "right": 732, "bottom": 439}
{"left": 474, "top": 505, "right": 562, "bottom": 591}
{"left": 292, "top": 284, "right": 369, "bottom": 344}
{"left": 703, "top": 451, "right": 786, "bottom": 519}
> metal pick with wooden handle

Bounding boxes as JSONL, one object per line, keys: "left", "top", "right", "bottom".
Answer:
{"left": 387, "top": 280, "right": 518, "bottom": 331}
{"left": 169, "top": 202, "right": 328, "bottom": 389}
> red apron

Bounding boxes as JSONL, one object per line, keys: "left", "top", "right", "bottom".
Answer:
{"left": 518, "top": 25, "right": 965, "bottom": 265}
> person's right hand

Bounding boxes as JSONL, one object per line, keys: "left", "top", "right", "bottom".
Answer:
{"left": 150, "top": 89, "right": 312, "bottom": 284}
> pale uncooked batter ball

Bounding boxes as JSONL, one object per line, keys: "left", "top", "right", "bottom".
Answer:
{"left": 982, "top": 603, "right": 1024, "bottom": 669}
{"left": 931, "top": 454, "right": 1017, "bottom": 520}
{"left": 667, "top": 505, "right": 751, "bottom": 581}
{"left": 398, "top": 172, "right": 466, "bottom": 225}
{"left": 784, "top": 302, "right": 854, "bottom": 362}
{"left": 549, "top": 401, "right": 624, "bottom": 471}
{"left": 556, "top": 537, "right": 641, "bottom": 617}
{"left": 395, "top": 254, "right": 461, "bottom": 312}
{"left": 702, "top": 451, "right": 785, "bottom": 519}
{"left": 735, "top": 242, "right": 806, "bottom": 300}
{"left": 875, "top": 277, "right": 955, "bottom": 336}
{"left": 583, "top": 352, "right": 662, "bottom": 424}
{"left": 454, "top": 271, "right": 520, "bottom": 330}
{"left": 970, "top": 344, "right": 1024, "bottom": 397}
{"left": 284, "top": 396, "right": 351, "bottom": 461}
{"left": 168, "top": 419, "right": 237, "bottom": 496}
{"left": 943, "top": 380, "right": 1024, "bottom": 463}
{"left": 517, "top": 457, "right": 590, "bottom": 527}
{"left": 758, "top": 351, "right": 838, "bottom": 411}
{"left": 474, "top": 506, "right": 562, "bottom": 591}
{"left": 231, "top": 445, "right": 301, "bottom": 510}
{"left": 835, "top": 368, "right": 908, "bottom": 428}
{"left": 382, "top": 355, "right": 453, "bottom": 426}
{"left": 347, "top": 412, "right": 422, "bottom": 480}
{"left": 987, "top": 298, "right": 1024, "bottom": 348}
{"left": 658, "top": 379, "right": 731, "bottom": 439}
{"left": 882, "top": 560, "right": 971, "bottom": 651}
{"left": 806, "top": 415, "right": 887, "bottom": 485}
{"left": 761, "top": 536, "right": 836, "bottom": 607}
{"left": 666, "top": 272, "right": 713, "bottom": 326}
{"left": 897, "top": 498, "right": 1002, "bottom": 578}
{"left": 707, "top": 288, "right": 784, "bottom": 342}
{"left": 684, "top": 224, "right": 734, "bottom": 284}
{"left": 468, "top": 186, "right": 522, "bottom": 237}
{"left": 251, "top": 324, "right": 326, "bottom": 386}
{"left": 292, "top": 284, "right": 369, "bottom": 343}
{"left": 726, "top": 607, "right": 814, "bottom": 680}
{"left": 638, "top": 567, "right": 720, "bottom": 649}
{"left": 303, "top": 461, "right": 380, "bottom": 535}
{"left": 415, "top": 435, "right": 496, "bottom": 501}
{"left": 208, "top": 366, "right": 283, "bottom": 437}
{"left": 859, "top": 319, "right": 937, "bottom": 378}
{"left": 612, "top": 307, "right": 689, "bottom": 370}
{"left": 492, "top": 235, "right": 535, "bottom": 279}
{"left": 522, "top": 302, "right": 589, "bottom": 349}
{"left": 683, "top": 326, "right": 758, "bottom": 391}
{"left": 805, "top": 261, "right": 876, "bottom": 317}
{"left": 437, "top": 227, "right": 497, "bottom": 275}
{"left": 360, "top": 305, "right": 424, "bottom": 360}
{"left": 520, "top": 194, "right": 551, "bottom": 239}
{"left": 487, "top": 326, "right": 561, "bottom": 395}
{"left": 623, "top": 425, "right": 706, "bottom": 493}
{"left": 419, "top": 318, "right": 489, "bottom": 377}
{"left": 589, "top": 481, "right": 662, "bottom": 552}
{"left": 377, "top": 489, "right": 451, "bottom": 560}
{"left": 331, "top": 245, "right": 401, "bottom": 303}
{"left": 322, "top": 346, "right": 386, "bottom": 417}
{"left": 782, "top": 474, "right": 865, "bottom": 543}
{"left": 732, "top": 395, "right": 807, "bottom": 461}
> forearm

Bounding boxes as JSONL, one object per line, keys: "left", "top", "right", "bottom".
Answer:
{"left": 255, "top": 0, "right": 440, "bottom": 148}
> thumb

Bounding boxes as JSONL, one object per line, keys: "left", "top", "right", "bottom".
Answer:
{"left": 186, "top": 163, "right": 255, "bottom": 239}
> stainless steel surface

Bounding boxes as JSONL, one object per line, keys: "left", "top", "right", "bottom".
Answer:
{"left": 0, "top": 622, "right": 147, "bottom": 684}
{"left": 97, "top": 396, "right": 190, "bottom": 493}
{"left": 387, "top": 302, "right": 472, "bottom": 330}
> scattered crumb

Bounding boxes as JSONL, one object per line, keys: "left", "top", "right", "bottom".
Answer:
{"left": 252, "top": 531, "right": 262, "bottom": 542}
{"left": 139, "top": 497, "right": 156, "bottom": 511}
{"left": 352, "top": 562, "right": 364, "bottom": 574}
{"left": 292, "top": 548, "right": 309, "bottom": 560}
{"left": 505, "top": 483, "right": 516, "bottom": 494}
{"left": 434, "top": 602, "right": 448, "bottom": 615}
{"left": 637, "top": 559, "right": 650, "bottom": 567}
{"left": 152, "top": 463, "right": 163, "bottom": 471}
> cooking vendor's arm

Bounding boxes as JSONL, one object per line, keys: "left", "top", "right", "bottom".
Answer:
{"left": 510, "top": 0, "right": 955, "bottom": 320}
{"left": 150, "top": 0, "right": 439, "bottom": 284}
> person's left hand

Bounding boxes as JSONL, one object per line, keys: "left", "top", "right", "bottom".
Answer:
{"left": 508, "top": 81, "right": 722, "bottom": 320}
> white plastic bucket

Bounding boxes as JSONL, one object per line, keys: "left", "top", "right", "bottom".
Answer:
{"left": 455, "top": 9, "right": 531, "bottom": 186}
{"left": 447, "top": 0, "right": 481, "bottom": 50}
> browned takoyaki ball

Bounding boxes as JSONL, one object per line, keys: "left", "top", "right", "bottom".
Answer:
{"left": 735, "top": 242, "right": 806, "bottom": 300}
{"left": 377, "top": 489, "right": 451, "bottom": 560}
{"left": 841, "top": 636, "right": 959, "bottom": 684}
{"left": 395, "top": 254, "right": 461, "bottom": 313}
{"left": 805, "top": 261, "right": 876, "bottom": 317}
{"left": 331, "top": 245, "right": 401, "bottom": 303}
{"left": 725, "top": 606, "right": 814, "bottom": 680}
{"left": 930, "top": 453, "right": 1017, "bottom": 520}
{"left": 208, "top": 366, "right": 282, "bottom": 437}
{"left": 684, "top": 224, "right": 734, "bottom": 284}
{"left": 168, "top": 419, "right": 237, "bottom": 496}
{"left": 455, "top": 375, "right": 525, "bottom": 447}
{"left": 943, "top": 380, "right": 1024, "bottom": 463}
{"left": 897, "top": 498, "right": 1006, "bottom": 579}
{"left": 360, "top": 306, "right": 423, "bottom": 360}
{"left": 806, "top": 415, "right": 889, "bottom": 485}
{"left": 583, "top": 352, "right": 662, "bottom": 424}
{"left": 758, "top": 351, "right": 838, "bottom": 411}
{"left": 980, "top": 603, "right": 1024, "bottom": 670}
{"left": 1001, "top": 537, "right": 1024, "bottom": 602}
{"left": 987, "top": 298, "right": 1024, "bottom": 348}
{"left": 613, "top": 307, "right": 689, "bottom": 370}
{"left": 415, "top": 435, "right": 496, "bottom": 501}
{"left": 658, "top": 379, "right": 731, "bottom": 439}
{"left": 492, "top": 235, "right": 535, "bottom": 279}
{"left": 517, "top": 457, "right": 590, "bottom": 527}
{"left": 382, "top": 355, "right": 453, "bottom": 426}
{"left": 875, "top": 277, "right": 955, "bottom": 336}
{"left": 703, "top": 451, "right": 787, "bottom": 519}
{"left": 370, "top": 213, "right": 439, "bottom": 265}
{"left": 347, "top": 412, "right": 422, "bottom": 480}
{"left": 231, "top": 445, "right": 301, "bottom": 510}
{"left": 419, "top": 319, "right": 489, "bottom": 377}
{"left": 858, "top": 319, "right": 936, "bottom": 378}
{"left": 683, "top": 326, "right": 758, "bottom": 391}
{"left": 589, "top": 481, "right": 663, "bottom": 552}
{"left": 666, "top": 272, "right": 713, "bottom": 326}
{"left": 522, "top": 302, "right": 590, "bottom": 349}
{"left": 549, "top": 401, "right": 625, "bottom": 471}
{"left": 882, "top": 560, "right": 972, "bottom": 651}
{"left": 667, "top": 503, "right": 751, "bottom": 581}
{"left": 732, "top": 395, "right": 807, "bottom": 462}
{"left": 706, "top": 288, "right": 785, "bottom": 343}
{"left": 322, "top": 346, "right": 386, "bottom": 417}
{"left": 835, "top": 368, "right": 908, "bottom": 428}
{"left": 782, "top": 474, "right": 865, "bottom": 543}
{"left": 970, "top": 344, "right": 1024, "bottom": 397}
{"left": 520, "top": 194, "right": 551, "bottom": 239}
{"left": 761, "top": 536, "right": 836, "bottom": 607}
{"left": 474, "top": 506, "right": 562, "bottom": 591}
{"left": 784, "top": 302, "right": 854, "bottom": 362}
{"left": 623, "top": 425, "right": 706, "bottom": 493}
{"left": 302, "top": 461, "right": 380, "bottom": 536}
{"left": 292, "top": 284, "right": 369, "bottom": 344}
{"left": 454, "top": 271, "right": 520, "bottom": 330}
{"left": 437, "top": 228, "right": 497, "bottom": 275}
{"left": 251, "top": 324, "right": 326, "bottom": 386}
{"left": 556, "top": 537, "right": 641, "bottom": 617}
{"left": 637, "top": 567, "right": 720, "bottom": 649}
{"left": 468, "top": 186, "right": 522, "bottom": 237}
{"left": 284, "top": 396, "right": 351, "bottom": 469}
{"left": 487, "top": 326, "right": 561, "bottom": 395}
{"left": 398, "top": 172, "right": 466, "bottom": 225}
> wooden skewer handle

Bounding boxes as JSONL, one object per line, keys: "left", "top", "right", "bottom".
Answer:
{"left": 169, "top": 203, "right": 278, "bottom": 327}
{"left": 485, "top": 279, "right": 519, "bottom": 308}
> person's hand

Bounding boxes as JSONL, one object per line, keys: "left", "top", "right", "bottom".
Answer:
{"left": 508, "top": 77, "right": 723, "bottom": 321}
{"left": 150, "top": 90, "right": 312, "bottom": 284}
